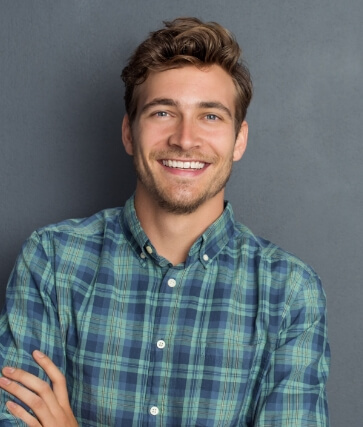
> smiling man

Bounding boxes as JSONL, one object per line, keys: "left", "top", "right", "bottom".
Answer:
{"left": 122, "top": 64, "right": 248, "bottom": 265}
{"left": 0, "top": 18, "right": 330, "bottom": 426}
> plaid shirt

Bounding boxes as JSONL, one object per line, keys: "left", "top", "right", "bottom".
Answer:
{"left": 0, "top": 196, "right": 330, "bottom": 426}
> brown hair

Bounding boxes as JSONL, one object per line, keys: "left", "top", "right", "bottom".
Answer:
{"left": 121, "top": 17, "right": 253, "bottom": 133}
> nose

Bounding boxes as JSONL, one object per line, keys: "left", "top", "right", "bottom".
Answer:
{"left": 168, "top": 117, "right": 201, "bottom": 151}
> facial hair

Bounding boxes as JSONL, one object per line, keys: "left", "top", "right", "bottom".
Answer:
{"left": 132, "top": 145, "right": 234, "bottom": 215}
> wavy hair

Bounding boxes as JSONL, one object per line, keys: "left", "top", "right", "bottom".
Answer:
{"left": 121, "top": 17, "right": 253, "bottom": 133}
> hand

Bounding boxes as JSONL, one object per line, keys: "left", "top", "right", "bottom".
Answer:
{"left": 0, "top": 350, "right": 78, "bottom": 427}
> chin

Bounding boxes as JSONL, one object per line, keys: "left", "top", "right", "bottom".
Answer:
{"left": 156, "top": 192, "right": 211, "bottom": 215}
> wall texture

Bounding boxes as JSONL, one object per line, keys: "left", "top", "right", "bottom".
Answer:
{"left": 1, "top": 1, "right": 362, "bottom": 425}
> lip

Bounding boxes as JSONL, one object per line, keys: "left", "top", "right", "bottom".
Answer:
{"left": 161, "top": 159, "right": 207, "bottom": 170}
{"left": 158, "top": 159, "right": 210, "bottom": 176}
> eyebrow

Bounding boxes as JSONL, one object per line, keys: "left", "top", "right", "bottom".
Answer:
{"left": 198, "top": 101, "right": 232, "bottom": 119}
{"left": 140, "top": 98, "right": 233, "bottom": 119}
{"left": 141, "top": 98, "right": 178, "bottom": 114}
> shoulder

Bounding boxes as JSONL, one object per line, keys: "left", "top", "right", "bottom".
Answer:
{"left": 21, "top": 207, "right": 125, "bottom": 258}
{"left": 231, "top": 222, "right": 327, "bottom": 335}
{"left": 36, "top": 207, "right": 124, "bottom": 237}
{"left": 234, "top": 221, "right": 316, "bottom": 272}
{"left": 232, "top": 220, "right": 323, "bottom": 301}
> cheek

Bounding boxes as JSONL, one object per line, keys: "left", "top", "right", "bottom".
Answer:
{"left": 209, "top": 135, "right": 236, "bottom": 159}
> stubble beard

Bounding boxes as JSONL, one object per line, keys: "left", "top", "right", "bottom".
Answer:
{"left": 132, "top": 147, "right": 233, "bottom": 215}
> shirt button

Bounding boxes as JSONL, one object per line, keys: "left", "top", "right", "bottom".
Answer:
{"left": 145, "top": 245, "right": 153, "bottom": 254}
{"left": 150, "top": 406, "right": 159, "bottom": 415}
{"left": 157, "top": 340, "right": 165, "bottom": 349}
{"left": 203, "top": 254, "right": 209, "bottom": 261}
{"left": 140, "top": 252, "right": 146, "bottom": 259}
{"left": 167, "top": 278, "right": 176, "bottom": 288}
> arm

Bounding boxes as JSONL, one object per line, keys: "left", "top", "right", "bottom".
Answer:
{"left": 254, "top": 273, "right": 330, "bottom": 426}
{"left": 0, "top": 350, "right": 77, "bottom": 426}
{"left": 0, "top": 231, "right": 69, "bottom": 424}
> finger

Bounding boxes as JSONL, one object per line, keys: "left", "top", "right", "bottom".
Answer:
{"left": 1, "top": 365, "right": 77, "bottom": 426}
{"left": 32, "top": 350, "right": 71, "bottom": 409}
{"left": 6, "top": 401, "right": 41, "bottom": 427}
{"left": 0, "top": 374, "right": 55, "bottom": 424}
{"left": 0, "top": 366, "right": 62, "bottom": 424}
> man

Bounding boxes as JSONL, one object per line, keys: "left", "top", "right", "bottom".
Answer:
{"left": 0, "top": 17, "right": 330, "bottom": 426}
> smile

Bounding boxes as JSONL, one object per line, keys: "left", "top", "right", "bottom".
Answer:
{"left": 162, "top": 160, "right": 206, "bottom": 170}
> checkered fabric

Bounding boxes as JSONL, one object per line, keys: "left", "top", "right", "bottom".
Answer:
{"left": 0, "top": 196, "right": 330, "bottom": 426}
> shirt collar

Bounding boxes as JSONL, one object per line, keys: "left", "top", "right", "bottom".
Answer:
{"left": 121, "top": 194, "right": 236, "bottom": 268}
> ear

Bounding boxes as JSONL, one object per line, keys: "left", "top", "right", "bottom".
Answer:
{"left": 122, "top": 114, "right": 134, "bottom": 155}
{"left": 233, "top": 121, "right": 248, "bottom": 162}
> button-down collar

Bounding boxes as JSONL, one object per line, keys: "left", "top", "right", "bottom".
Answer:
{"left": 121, "top": 195, "right": 237, "bottom": 268}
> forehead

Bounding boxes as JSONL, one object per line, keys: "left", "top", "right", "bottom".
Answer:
{"left": 134, "top": 65, "right": 238, "bottom": 116}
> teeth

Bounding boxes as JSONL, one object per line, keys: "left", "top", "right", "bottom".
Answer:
{"left": 162, "top": 160, "right": 205, "bottom": 169}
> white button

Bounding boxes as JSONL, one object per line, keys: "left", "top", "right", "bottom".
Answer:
{"left": 140, "top": 252, "right": 146, "bottom": 259}
{"left": 157, "top": 340, "right": 165, "bottom": 349}
{"left": 146, "top": 245, "right": 153, "bottom": 254}
{"left": 167, "top": 278, "right": 176, "bottom": 288}
{"left": 150, "top": 406, "right": 159, "bottom": 415}
{"left": 203, "top": 254, "right": 209, "bottom": 261}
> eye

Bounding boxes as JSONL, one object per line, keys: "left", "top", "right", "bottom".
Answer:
{"left": 205, "top": 114, "right": 219, "bottom": 121}
{"left": 155, "top": 111, "right": 169, "bottom": 117}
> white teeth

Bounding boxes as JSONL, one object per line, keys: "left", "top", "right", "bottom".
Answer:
{"left": 162, "top": 160, "right": 205, "bottom": 169}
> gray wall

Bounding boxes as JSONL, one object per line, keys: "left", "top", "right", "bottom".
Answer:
{"left": 1, "top": 1, "right": 362, "bottom": 425}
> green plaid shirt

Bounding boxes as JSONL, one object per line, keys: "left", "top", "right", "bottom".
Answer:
{"left": 0, "top": 196, "right": 330, "bottom": 426}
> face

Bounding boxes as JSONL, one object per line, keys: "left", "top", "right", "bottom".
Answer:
{"left": 122, "top": 65, "right": 248, "bottom": 215}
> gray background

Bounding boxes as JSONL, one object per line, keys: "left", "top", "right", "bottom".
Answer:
{"left": 1, "top": 1, "right": 362, "bottom": 425}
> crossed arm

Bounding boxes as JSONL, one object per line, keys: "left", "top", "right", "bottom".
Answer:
{"left": 0, "top": 350, "right": 77, "bottom": 427}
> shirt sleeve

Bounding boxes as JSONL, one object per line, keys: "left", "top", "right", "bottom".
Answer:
{"left": 253, "top": 271, "right": 331, "bottom": 426}
{"left": 0, "top": 231, "right": 66, "bottom": 425}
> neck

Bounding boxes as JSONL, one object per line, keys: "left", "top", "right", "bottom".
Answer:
{"left": 134, "top": 186, "right": 225, "bottom": 265}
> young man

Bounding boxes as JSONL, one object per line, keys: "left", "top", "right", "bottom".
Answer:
{"left": 0, "top": 18, "right": 330, "bottom": 426}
